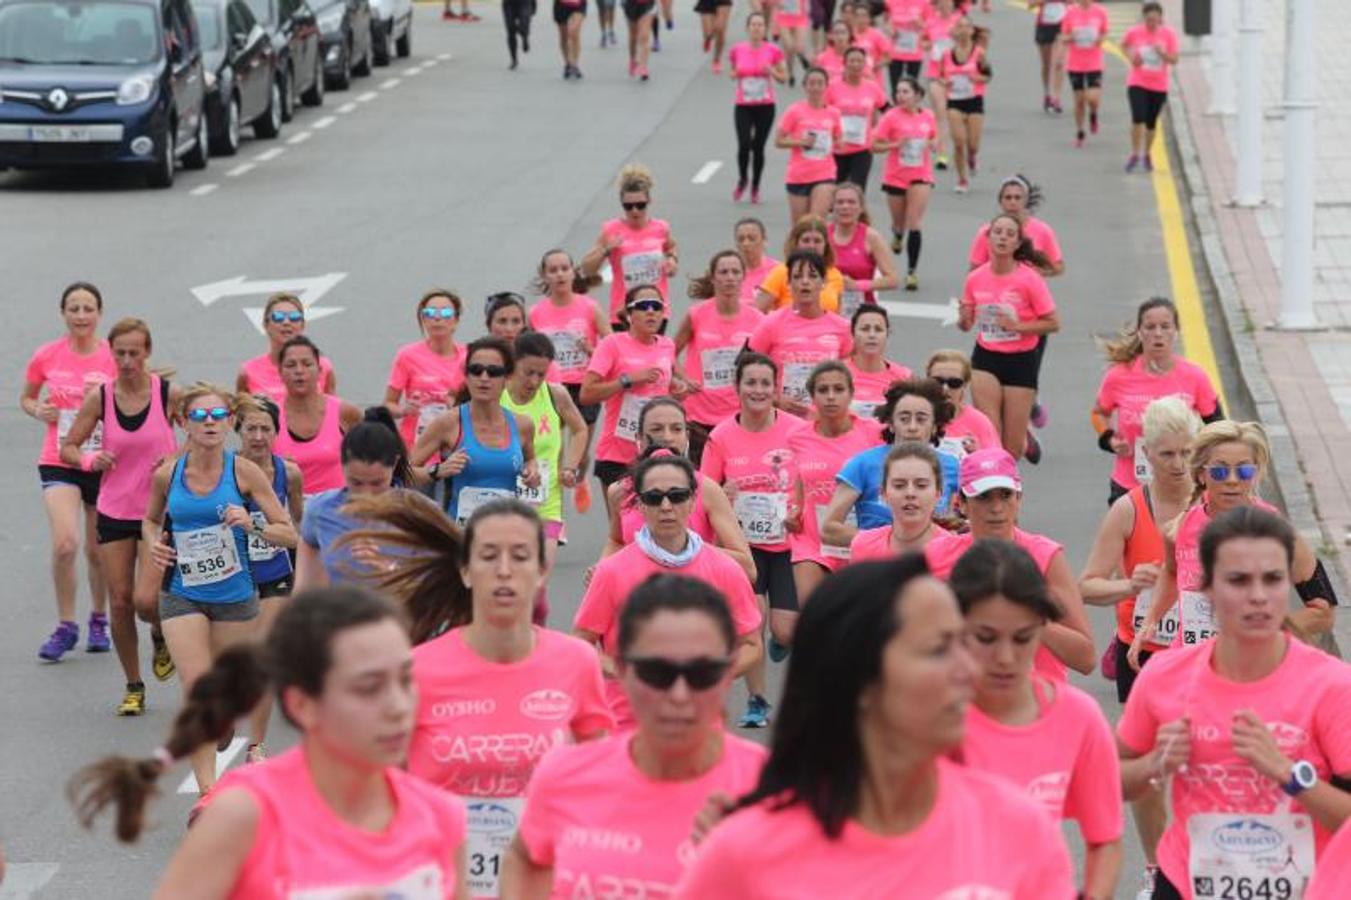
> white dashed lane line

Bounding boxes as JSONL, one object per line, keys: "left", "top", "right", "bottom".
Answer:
{"left": 254, "top": 147, "right": 285, "bottom": 162}
{"left": 286, "top": 130, "right": 312, "bottom": 146}
{"left": 356, "top": 90, "right": 378, "bottom": 103}
{"left": 312, "top": 115, "right": 337, "bottom": 129}
{"left": 691, "top": 160, "right": 722, "bottom": 184}
{"left": 189, "top": 183, "right": 219, "bottom": 196}
{"left": 380, "top": 77, "right": 401, "bottom": 89}
{"left": 225, "top": 163, "right": 254, "bottom": 177}
{"left": 337, "top": 101, "right": 357, "bottom": 114}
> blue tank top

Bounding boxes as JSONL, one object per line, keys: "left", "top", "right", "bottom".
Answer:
{"left": 446, "top": 404, "right": 523, "bottom": 525}
{"left": 244, "top": 454, "right": 292, "bottom": 585}
{"left": 167, "top": 451, "right": 255, "bottom": 602}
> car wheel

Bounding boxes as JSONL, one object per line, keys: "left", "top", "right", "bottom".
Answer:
{"left": 280, "top": 65, "right": 296, "bottom": 122}
{"left": 353, "top": 29, "right": 373, "bottom": 76}
{"left": 395, "top": 18, "right": 411, "bottom": 58}
{"left": 373, "top": 20, "right": 391, "bottom": 66}
{"left": 329, "top": 41, "right": 353, "bottom": 89}
{"left": 211, "top": 94, "right": 242, "bottom": 155}
{"left": 182, "top": 112, "right": 209, "bottom": 170}
{"left": 254, "top": 78, "right": 283, "bottom": 138}
{"left": 302, "top": 53, "right": 325, "bottom": 105}
{"left": 145, "top": 123, "right": 175, "bottom": 188}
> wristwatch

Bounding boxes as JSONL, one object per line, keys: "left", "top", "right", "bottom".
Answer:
{"left": 1282, "top": 760, "right": 1318, "bottom": 796}
{"left": 618, "top": 373, "right": 632, "bottom": 390}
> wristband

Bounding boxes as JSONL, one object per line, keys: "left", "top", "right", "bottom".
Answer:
{"left": 1097, "top": 429, "right": 1116, "bottom": 454}
{"left": 1295, "top": 560, "right": 1339, "bottom": 607}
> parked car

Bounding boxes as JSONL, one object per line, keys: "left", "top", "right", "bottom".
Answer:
{"left": 192, "top": 0, "right": 282, "bottom": 155}
{"left": 243, "top": 0, "right": 321, "bottom": 120}
{"left": 0, "top": 0, "right": 209, "bottom": 187}
{"left": 313, "top": 0, "right": 369, "bottom": 91}
{"left": 368, "top": 0, "right": 409, "bottom": 66}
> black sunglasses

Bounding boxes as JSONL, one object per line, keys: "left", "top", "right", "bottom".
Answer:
{"left": 467, "top": 363, "right": 508, "bottom": 378}
{"left": 623, "top": 656, "right": 732, "bottom": 691}
{"left": 637, "top": 486, "right": 693, "bottom": 507}
{"left": 932, "top": 376, "right": 966, "bottom": 390}
{"left": 627, "top": 299, "right": 665, "bottom": 313}
{"left": 622, "top": 201, "right": 649, "bottom": 212}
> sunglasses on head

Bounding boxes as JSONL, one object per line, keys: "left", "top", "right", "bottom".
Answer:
{"left": 638, "top": 486, "right": 693, "bottom": 507}
{"left": 269, "top": 310, "right": 304, "bottom": 323}
{"left": 622, "top": 201, "right": 649, "bottom": 212}
{"left": 421, "top": 307, "right": 457, "bottom": 320}
{"left": 187, "top": 406, "right": 230, "bottom": 423}
{"left": 467, "top": 363, "right": 508, "bottom": 378}
{"left": 1207, "top": 463, "right": 1257, "bottom": 482}
{"left": 623, "top": 656, "right": 731, "bottom": 691}
{"left": 932, "top": 376, "right": 966, "bottom": 390}
{"left": 627, "top": 298, "right": 664, "bottom": 313}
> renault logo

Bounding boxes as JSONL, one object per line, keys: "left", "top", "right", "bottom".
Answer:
{"left": 47, "top": 88, "right": 69, "bottom": 111}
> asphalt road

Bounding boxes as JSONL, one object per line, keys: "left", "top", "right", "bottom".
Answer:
{"left": 0, "top": 3, "right": 1223, "bottom": 896}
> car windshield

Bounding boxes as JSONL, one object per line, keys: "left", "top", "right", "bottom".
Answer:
{"left": 0, "top": 1, "right": 162, "bottom": 65}
{"left": 191, "top": 2, "right": 221, "bottom": 49}
{"left": 243, "top": 0, "right": 272, "bottom": 25}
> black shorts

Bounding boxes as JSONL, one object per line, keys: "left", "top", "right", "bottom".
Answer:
{"left": 833, "top": 150, "right": 872, "bottom": 187}
{"left": 971, "top": 343, "right": 1041, "bottom": 390}
{"left": 1068, "top": 70, "right": 1102, "bottom": 91}
{"left": 947, "top": 96, "right": 985, "bottom": 116}
{"left": 693, "top": 0, "right": 729, "bottom": 12}
{"left": 39, "top": 464, "right": 101, "bottom": 507}
{"left": 565, "top": 382, "right": 601, "bottom": 426}
{"left": 594, "top": 459, "right": 630, "bottom": 488}
{"left": 785, "top": 179, "right": 833, "bottom": 197}
{"left": 882, "top": 181, "right": 932, "bottom": 195}
{"left": 1127, "top": 84, "right": 1168, "bottom": 128}
{"left": 751, "top": 546, "right": 798, "bottom": 611}
{"left": 1034, "top": 22, "right": 1059, "bottom": 45}
{"left": 258, "top": 576, "right": 293, "bottom": 600}
{"left": 1113, "top": 637, "right": 1154, "bottom": 704}
{"left": 623, "top": 0, "right": 654, "bottom": 19}
{"left": 96, "top": 513, "right": 141, "bottom": 545}
{"left": 554, "top": 0, "right": 585, "bottom": 21}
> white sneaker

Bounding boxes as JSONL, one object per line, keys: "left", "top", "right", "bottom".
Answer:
{"left": 954, "top": 180, "right": 970, "bottom": 194}
{"left": 1134, "top": 867, "right": 1157, "bottom": 900}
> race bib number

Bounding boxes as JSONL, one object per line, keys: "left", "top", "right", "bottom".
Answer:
{"left": 1132, "top": 588, "right": 1179, "bottom": 646}
{"left": 930, "top": 37, "right": 952, "bottom": 61}
{"left": 741, "top": 76, "right": 770, "bottom": 102}
{"left": 615, "top": 392, "right": 651, "bottom": 443}
{"left": 1140, "top": 44, "right": 1163, "bottom": 69}
{"left": 517, "top": 460, "right": 551, "bottom": 506}
{"left": 802, "top": 128, "right": 832, "bottom": 160}
{"left": 1180, "top": 590, "right": 1217, "bottom": 645}
{"left": 701, "top": 346, "right": 741, "bottom": 390}
{"left": 621, "top": 251, "right": 665, "bottom": 289}
{"left": 548, "top": 331, "right": 587, "bottom": 372}
{"left": 415, "top": 403, "right": 448, "bottom": 441}
{"left": 938, "top": 436, "right": 969, "bottom": 459}
{"left": 455, "top": 486, "right": 514, "bottom": 527}
{"left": 176, "top": 524, "right": 243, "bottom": 589}
{"left": 814, "top": 503, "right": 857, "bottom": 559}
{"left": 57, "top": 408, "right": 103, "bottom": 453}
{"left": 782, "top": 362, "right": 815, "bottom": 403}
{"left": 1072, "top": 24, "right": 1098, "bottom": 48}
{"left": 1187, "top": 812, "right": 1313, "bottom": 900}
{"left": 1133, "top": 439, "right": 1154, "bottom": 483}
{"left": 948, "top": 73, "right": 975, "bottom": 100}
{"left": 458, "top": 796, "right": 524, "bottom": 900}
{"left": 246, "top": 511, "right": 283, "bottom": 563}
{"left": 840, "top": 114, "right": 868, "bottom": 146}
{"left": 735, "top": 491, "right": 787, "bottom": 544}
{"left": 1041, "top": 1, "right": 1066, "bottom": 24}
{"left": 893, "top": 28, "right": 920, "bottom": 54}
{"left": 288, "top": 863, "right": 443, "bottom": 900}
{"left": 839, "top": 289, "right": 865, "bottom": 320}
{"left": 976, "top": 304, "right": 1018, "bottom": 343}
{"left": 900, "top": 137, "right": 927, "bottom": 167}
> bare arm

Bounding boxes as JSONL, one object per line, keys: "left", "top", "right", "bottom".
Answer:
{"left": 500, "top": 835, "right": 553, "bottom": 900}
{"left": 1041, "top": 551, "right": 1096, "bottom": 675}
{"left": 292, "top": 539, "right": 330, "bottom": 595}
{"left": 409, "top": 409, "right": 459, "bottom": 468}
{"left": 237, "top": 458, "right": 298, "bottom": 549}
{"left": 864, "top": 229, "right": 899, "bottom": 292}
{"left": 285, "top": 461, "right": 305, "bottom": 524}
{"left": 731, "top": 628, "right": 763, "bottom": 679}
{"left": 549, "top": 385, "right": 589, "bottom": 476}
{"left": 58, "top": 390, "right": 104, "bottom": 469}
{"left": 578, "top": 370, "right": 624, "bottom": 407}
{"left": 700, "top": 476, "right": 756, "bottom": 582}
{"left": 337, "top": 400, "right": 364, "bottom": 432}
{"left": 1082, "top": 841, "right": 1122, "bottom": 900}
{"left": 153, "top": 788, "right": 258, "bottom": 900}
{"left": 1079, "top": 496, "right": 1136, "bottom": 607}
{"left": 820, "top": 483, "right": 862, "bottom": 547}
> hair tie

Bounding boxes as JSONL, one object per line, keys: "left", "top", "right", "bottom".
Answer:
{"left": 152, "top": 746, "right": 175, "bottom": 769}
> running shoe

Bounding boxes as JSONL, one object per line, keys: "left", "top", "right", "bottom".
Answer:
{"left": 665, "top": 15, "right": 673, "bottom": 29}
{"left": 652, "top": 30, "right": 660, "bottom": 51}
{"left": 521, "top": 31, "right": 530, "bottom": 52}
{"left": 891, "top": 232, "right": 903, "bottom": 254}
{"left": 736, "top": 694, "right": 771, "bottom": 729}
{"left": 1024, "top": 432, "right": 1043, "bottom": 465}
{"left": 38, "top": 621, "right": 78, "bottom": 662}
{"left": 1134, "top": 868, "right": 1158, "bottom": 900}
{"left": 608, "top": 28, "right": 617, "bottom": 44}
{"left": 750, "top": 188, "right": 760, "bottom": 204}
{"left": 1042, "top": 94, "right": 1051, "bottom": 113}
{"left": 1049, "top": 97, "right": 1063, "bottom": 114}
{"left": 935, "top": 154, "right": 949, "bottom": 170}
{"left": 1125, "top": 154, "right": 1140, "bottom": 173}
{"left": 599, "top": 31, "right": 608, "bottom": 47}
{"left": 1143, "top": 155, "right": 1155, "bottom": 172}
{"left": 152, "top": 633, "right": 175, "bottom": 682}
{"left": 441, "top": 8, "right": 460, "bottom": 19}
{"left": 768, "top": 635, "right": 790, "bottom": 663}
{"left": 573, "top": 66, "right": 584, "bottom": 80}
{"left": 639, "top": 65, "right": 650, "bottom": 81}
{"left": 563, "top": 64, "right": 572, "bottom": 79}
{"left": 1074, "top": 131, "right": 1085, "bottom": 148}
{"left": 462, "top": 11, "right": 481, "bottom": 20}
{"left": 87, "top": 612, "right": 110, "bottom": 653}
{"left": 117, "top": 682, "right": 146, "bottom": 716}
{"left": 711, "top": 59, "right": 721, "bottom": 74}
{"left": 1090, "top": 110, "right": 1099, "bottom": 134}
{"left": 905, "top": 272, "right": 919, "bottom": 291}
{"left": 509, "top": 56, "right": 518, "bottom": 70}
{"left": 954, "top": 180, "right": 969, "bottom": 194}
{"left": 1030, "top": 402, "right": 1048, "bottom": 429}
{"left": 574, "top": 480, "right": 593, "bottom": 514}
{"left": 247, "top": 743, "right": 267, "bottom": 764}
{"left": 733, "top": 181, "right": 746, "bottom": 202}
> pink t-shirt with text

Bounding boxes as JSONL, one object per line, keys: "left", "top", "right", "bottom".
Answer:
{"left": 585, "top": 331, "right": 675, "bottom": 465}
{"left": 241, "top": 352, "right": 335, "bottom": 404}
{"left": 887, "top": 0, "right": 929, "bottom": 62}
{"left": 779, "top": 101, "right": 844, "bottom": 186}
{"left": 1123, "top": 23, "right": 1178, "bottom": 92}
{"left": 1095, "top": 355, "right": 1219, "bottom": 490}
{"left": 681, "top": 300, "right": 765, "bottom": 426}
{"left": 701, "top": 412, "right": 806, "bottom": 553}
{"left": 387, "top": 340, "right": 467, "bottom": 448}
{"left": 25, "top": 337, "right": 116, "bottom": 467}
{"left": 874, "top": 107, "right": 937, "bottom": 188}
{"left": 968, "top": 216, "right": 1064, "bottom": 268}
{"left": 790, "top": 419, "right": 881, "bottom": 568}
{"left": 962, "top": 262, "right": 1057, "bottom": 355}
{"left": 943, "top": 403, "right": 1002, "bottom": 456}
{"left": 1060, "top": 3, "right": 1110, "bottom": 73}
{"left": 729, "top": 41, "right": 785, "bottom": 106}
{"left": 825, "top": 78, "right": 889, "bottom": 155}
{"left": 529, "top": 295, "right": 604, "bottom": 385}
{"left": 846, "top": 359, "right": 913, "bottom": 419}
{"left": 603, "top": 218, "right": 672, "bottom": 319}
{"left": 747, "top": 308, "right": 853, "bottom": 406}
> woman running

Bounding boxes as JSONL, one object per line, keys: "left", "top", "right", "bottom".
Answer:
{"left": 575, "top": 453, "right": 763, "bottom": 725}
{"left": 411, "top": 337, "right": 539, "bottom": 527}
{"left": 697, "top": 0, "right": 732, "bottom": 72}
{"left": 813, "top": 19, "right": 856, "bottom": 84}
{"left": 25, "top": 282, "right": 116, "bottom": 662}
{"left": 235, "top": 293, "right": 336, "bottom": 403}
{"left": 773, "top": 0, "right": 809, "bottom": 85}
{"left": 1118, "top": 506, "right": 1351, "bottom": 900}
{"left": 581, "top": 165, "right": 678, "bottom": 323}
{"left": 677, "top": 556, "right": 1075, "bottom": 898}
{"left": 71, "top": 586, "right": 470, "bottom": 898}
{"left": 347, "top": 495, "right": 612, "bottom": 899}
{"left": 555, "top": 0, "right": 586, "bottom": 77}
{"left": 384, "top": 289, "right": 467, "bottom": 454}
{"left": 958, "top": 214, "right": 1059, "bottom": 462}
{"left": 1093, "top": 297, "right": 1221, "bottom": 504}
{"left": 884, "top": 0, "right": 926, "bottom": 96}
{"left": 952, "top": 539, "right": 1123, "bottom": 900}
{"left": 503, "top": 0, "right": 535, "bottom": 70}
{"left": 872, "top": 76, "right": 937, "bottom": 287}
{"left": 60, "top": 318, "right": 181, "bottom": 716}
{"left": 1079, "top": 396, "right": 1199, "bottom": 897}
{"left": 827, "top": 50, "right": 890, "bottom": 191}
{"left": 776, "top": 67, "right": 842, "bottom": 223}
{"left": 485, "top": 292, "right": 529, "bottom": 343}
{"left": 968, "top": 175, "right": 1065, "bottom": 276}
{"left": 754, "top": 216, "right": 845, "bottom": 313}
{"left": 1309, "top": 823, "right": 1351, "bottom": 899}
{"left": 736, "top": 217, "right": 779, "bottom": 303}
{"left": 847, "top": 1, "right": 890, "bottom": 84}
{"left": 579, "top": 284, "right": 677, "bottom": 510}
{"left": 1121, "top": 1, "right": 1178, "bottom": 171}
{"left": 926, "top": 348, "right": 1000, "bottom": 457}
{"left": 940, "top": 15, "right": 991, "bottom": 193}
{"left": 274, "top": 336, "right": 363, "bottom": 496}
{"left": 595, "top": 0, "right": 615, "bottom": 45}
{"left": 505, "top": 575, "right": 767, "bottom": 895}
{"left": 922, "top": 0, "right": 961, "bottom": 170}
{"left": 1060, "top": 0, "right": 1108, "bottom": 148}
{"left": 674, "top": 250, "right": 765, "bottom": 463}
{"left": 1030, "top": 0, "right": 1067, "bottom": 113}
{"left": 234, "top": 394, "right": 304, "bottom": 763}
{"left": 143, "top": 385, "right": 296, "bottom": 795}
{"left": 846, "top": 305, "right": 911, "bottom": 418}
{"left": 729, "top": 13, "right": 786, "bottom": 204}
{"left": 848, "top": 442, "right": 945, "bottom": 561}
{"left": 622, "top": 0, "right": 657, "bottom": 78}
{"left": 829, "top": 184, "right": 897, "bottom": 317}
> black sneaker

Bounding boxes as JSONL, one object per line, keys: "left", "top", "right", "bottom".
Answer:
{"left": 1024, "top": 432, "right": 1043, "bottom": 465}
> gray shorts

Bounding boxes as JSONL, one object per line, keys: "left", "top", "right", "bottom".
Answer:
{"left": 159, "top": 592, "right": 260, "bottom": 622}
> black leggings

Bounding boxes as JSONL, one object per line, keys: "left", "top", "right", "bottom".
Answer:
{"left": 504, "top": 0, "right": 534, "bottom": 60}
{"left": 735, "top": 103, "right": 775, "bottom": 191}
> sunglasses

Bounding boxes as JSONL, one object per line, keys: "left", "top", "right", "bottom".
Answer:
{"left": 1207, "top": 463, "right": 1258, "bottom": 482}
{"left": 467, "top": 363, "right": 509, "bottom": 378}
{"left": 187, "top": 406, "right": 230, "bottom": 423}
{"left": 637, "top": 486, "right": 693, "bottom": 507}
{"left": 932, "top": 376, "right": 966, "bottom": 390}
{"left": 623, "top": 656, "right": 732, "bottom": 691}
{"left": 622, "top": 201, "right": 649, "bottom": 212}
{"left": 627, "top": 299, "right": 665, "bottom": 313}
{"left": 421, "top": 307, "right": 457, "bottom": 320}
{"left": 269, "top": 310, "right": 304, "bottom": 323}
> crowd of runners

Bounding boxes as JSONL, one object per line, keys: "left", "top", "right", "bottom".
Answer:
{"left": 12, "top": 0, "right": 1351, "bottom": 898}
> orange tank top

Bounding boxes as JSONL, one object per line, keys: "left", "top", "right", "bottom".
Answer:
{"left": 1118, "top": 485, "right": 1171, "bottom": 649}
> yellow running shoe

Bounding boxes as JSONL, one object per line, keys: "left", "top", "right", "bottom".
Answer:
{"left": 116, "top": 683, "right": 146, "bottom": 716}
{"left": 152, "top": 636, "right": 175, "bottom": 682}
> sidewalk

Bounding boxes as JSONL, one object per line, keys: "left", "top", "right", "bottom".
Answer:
{"left": 1162, "top": 0, "right": 1351, "bottom": 594}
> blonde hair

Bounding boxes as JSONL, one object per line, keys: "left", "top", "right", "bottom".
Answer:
{"left": 178, "top": 382, "right": 239, "bottom": 419}
{"left": 925, "top": 348, "right": 973, "bottom": 383}
{"left": 783, "top": 215, "right": 836, "bottom": 269}
{"left": 1141, "top": 395, "right": 1201, "bottom": 448}
{"left": 262, "top": 292, "right": 303, "bottom": 319}
{"left": 832, "top": 182, "right": 872, "bottom": 227}
{"left": 1188, "top": 420, "right": 1270, "bottom": 505}
{"left": 618, "top": 163, "right": 654, "bottom": 196}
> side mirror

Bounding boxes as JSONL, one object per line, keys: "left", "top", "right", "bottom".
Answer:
{"left": 230, "top": 31, "right": 248, "bottom": 48}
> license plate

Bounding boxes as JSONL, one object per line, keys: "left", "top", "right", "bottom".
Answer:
{"left": 29, "top": 126, "right": 92, "bottom": 142}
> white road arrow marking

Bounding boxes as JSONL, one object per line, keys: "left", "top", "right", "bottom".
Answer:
{"left": 877, "top": 297, "right": 960, "bottom": 326}
{"left": 176, "top": 736, "right": 248, "bottom": 794}
{"left": 190, "top": 272, "right": 347, "bottom": 334}
{"left": 0, "top": 863, "right": 59, "bottom": 898}
{"left": 691, "top": 160, "right": 722, "bottom": 184}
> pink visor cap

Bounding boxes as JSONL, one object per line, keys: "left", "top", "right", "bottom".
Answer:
{"left": 959, "top": 448, "right": 1022, "bottom": 497}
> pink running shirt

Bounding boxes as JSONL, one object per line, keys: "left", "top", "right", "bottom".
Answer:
{"left": 1171, "top": 499, "right": 1278, "bottom": 646}
{"left": 845, "top": 358, "right": 912, "bottom": 419}
{"left": 602, "top": 217, "right": 673, "bottom": 321}
{"left": 886, "top": 0, "right": 928, "bottom": 62}
{"left": 96, "top": 375, "right": 177, "bottom": 521}
{"left": 729, "top": 41, "right": 785, "bottom": 106}
{"left": 1307, "top": 821, "right": 1351, "bottom": 900}
{"left": 529, "top": 295, "right": 604, "bottom": 386}
{"left": 1060, "top": 3, "right": 1110, "bottom": 73}
{"left": 585, "top": 331, "right": 675, "bottom": 466}
{"left": 240, "top": 352, "right": 335, "bottom": 404}
{"left": 386, "top": 340, "right": 467, "bottom": 448}
{"left": 825, "top": 78, "right": 888, "bottom": 155}
{"left": 701, "top": 412, "right": 806, "bottom": 553}
{"left": 681, "top": 300, "right": 765, "bottom": 426}
{"left": 742, "top": 255, "right": 781, "bottom": 306}
{"left": 942, "top": 403, "right": 1002, "bottom": 457}
{"left": 968, "top": 216, "right": 1064, "bottom": 268}
{"left": 790, "top": 419, "right": 881, "bottom": 568}
{"left": 275, "top": 395, "right": 347, "bottom": 495}
{"left": 779, "top": 101, "right": 843, "bottom": 186}
{"left": 874, "top": 106, "right": 938, "bottom": 189}
{"left": 747, "top": 308, "right": 853, "bottom": 406}
{"left": 961, "top": 262, "right": 1057, "bottom": 355}
{"left": 25, "top": 337, "right": 116, "bottom": 468}
{"left": 1094, "top": 355, "right": 1218, "bottom": 490}
{"left": 1122, "top": 23, "right": 1178, "bottom": 92}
